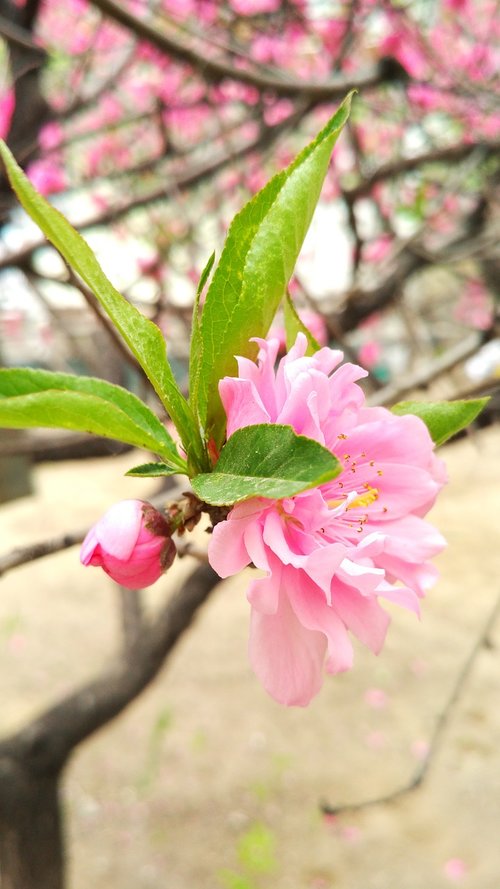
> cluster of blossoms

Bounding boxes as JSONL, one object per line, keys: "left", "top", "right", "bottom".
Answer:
{"left": 82, "top": 334, "right": 446, "bottom": 706}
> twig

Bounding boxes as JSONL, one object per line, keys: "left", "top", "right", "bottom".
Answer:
{"left": 0, "top": 530, "right": 87, "bottom": 578}
{"left": 63, "top": 266, "right": 146, "bottom": 380}
{"left": 118, "top": 586, "right": 145, "bottom": 651}
{"left": 372, "top": 332, "right": 482, "bottom": 406}
{"left": 176, "top": 540, "right": 209, "bottom": 563}
{"left": 0, "top": 490, "right": 208, "bottom": 580}
{"left": 0, "top": 13, "right": 46, "bottom": 56}
{"left": 346, "top": 140, "right": 499, "bottom": 201}
{"left": 87, "top": 0, "right": 382, "bottom": 99}
{"left": 0, "top": 101, "right": 310, "bottom": 271}
{"left": 321, "top": 589, "right": 500, "bottom": 816}
{"left": 0, "top": 563, "right": 220, "bottom": 769}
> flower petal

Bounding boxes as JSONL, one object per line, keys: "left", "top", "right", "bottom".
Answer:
{"left": 249, "top": 588, "right": 326, "bottom": 706}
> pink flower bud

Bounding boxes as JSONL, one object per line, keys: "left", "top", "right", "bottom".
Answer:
{"left": 80, "top": 500, "right": 176, "bottom": 589}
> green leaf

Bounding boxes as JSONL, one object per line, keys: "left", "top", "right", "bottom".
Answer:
{"left": 194, "top": 93, "right": 354, "bottom": 444}
{"left": 191, "top": 424, "right": 341, "bottom": 505}
{"left": 391, "top": 397, "right": 490, "bottom": 446}
{"left": 0, "top": 140, "right": 207, "bottom": 473}
{"left": 125, "top": 462, "right": 180, "bottom": 477}
{"left": 189, "top": 250, "right": 215, "bottom": 411}
{"left": 283, "top": 291, "right": 321, "bottom": 355}
{"left": 0, "top": 369, "right": 188, "bottom": 466}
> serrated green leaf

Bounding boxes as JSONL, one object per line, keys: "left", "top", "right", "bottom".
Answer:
{"left": 283, "top": 291, "right": 321, "bottom": 355}
{"left": 391, "top": 397, "right": 490, "bottom": 446}
{"left": 0, "top": 140, "right": 207, "bottom": 473}
{"left": 191, "top": 424, "right": 341, "bottom": 505}
{"left": 125, "top": 462, "right": 180, "bottom": 477}
{"left": 194, "top": 93, "right": 354, "bottom": 444}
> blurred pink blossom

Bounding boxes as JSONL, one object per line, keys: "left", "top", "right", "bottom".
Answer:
{"left": 455, "top": 280, "right": 493, "bottom": 331}
{"left": 39, "top": 121, "right": 64, "bottom": 151}
{"left": 271, "top": 310, "right": 328, "bottom": 351}
{"left": 444, "top": 858, "right": 467, "bottom": 881}
{"left": 26, "top": 158, "right": 66, "bottom": 195}
{"left": 363, "top": 235, "right": 392, "bottom": 264}
{"left": 0, "top": 88, "right": 15, "bottom": 140}
{"left": 364, "top": 687, "right": 388, "bottom": 709}
{"left": 358, "top": 340, "right": 381, "bottom": 370}
{"left": 231, "top": 0, "right": 281, "bottom": 15}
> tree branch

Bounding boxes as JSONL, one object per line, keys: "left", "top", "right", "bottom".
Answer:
{"left": 346, "top": 140, "right": 499, "bottom": 201}
{"left": 321, "top": 588, "right": 500, "bottom": 816}
{"left": 0, "top": 530, "right": 87, "bottom": 578}
{"left": 87, "top": 0, "right": 384, "bottom": 99}
{"left": 372, "top": 332, "right": 483, "bottom": 406}
{"left": 0, "top": 563, "right": 219, "bottom": 770}
{"left": 0, "top": 100, "right": 311, "bottom": 270}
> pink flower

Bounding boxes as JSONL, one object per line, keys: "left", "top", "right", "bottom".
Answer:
{"left": 208, "top": 335, "right": 446, "bottom": 706}
{"left": 81, "top": 500, "right": 176, "bottom": 589}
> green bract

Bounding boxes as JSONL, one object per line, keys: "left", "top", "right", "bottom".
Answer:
{"left": 191, "top": 424, "right": 342, "bottom": 505}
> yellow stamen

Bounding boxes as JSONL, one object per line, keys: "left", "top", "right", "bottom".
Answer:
{"left": 348, "top": 487, "right": 379, "bottom": 510}
{"left": 327, "top": 486, "right": 379, "bottom": 513}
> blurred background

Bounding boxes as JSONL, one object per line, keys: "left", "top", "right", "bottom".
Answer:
{"left": 0, "top": 1, "right": 499, "bottom": 887}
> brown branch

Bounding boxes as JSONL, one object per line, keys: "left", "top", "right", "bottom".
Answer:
{"left": 0, "top": 429, "right": 130, "bottom": 460}
{"left": 321, "top": 588, "right": 500, "bottom": 816}
{"left": 63, "top": 266, "right": 146, "bottom": 379}
{"left": 118, "top": 586, "right": 145, "bottom": 651}
{"left": 0, "top": 100, "right": 311, "bottom": 270}
{"left": 0, "top": 562, "right": 219, "bottom": 770}
{"left": 372, "top": 332, "right": 483, "bottom": 407}
{"left": 87, "top": 0, "right": 383, "bottom": 99}
{"left": 0, "top": 12, "right": 45, "bottom": 55}
{"left": 176, "top": 540, "right": 209, "bottom": 563}
{"left": 333, "top": 248, "right": 426, "bottom": 334}
{"left": 0, "top": 529, "right": 87, "bottom": 578}
{"left": 346, "top": 140, "right": 500, "bottom": 201}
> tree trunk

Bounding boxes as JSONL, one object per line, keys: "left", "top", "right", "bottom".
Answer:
{"left": 0, "top": 758, "right": 65, "bottom": 889}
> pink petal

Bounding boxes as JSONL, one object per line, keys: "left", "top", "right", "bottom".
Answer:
{"left": 303, "top": 543, "right": 346, "bottom": 602}
{"left": 247, "top": 557, "right": 281, "bottom": 614}
{"left": 208, "top": 515, "right": 251, "bottom": 577}
{"left": 80, "top": 527, "right": 100, "bottom": 565}
{"left": 249, "top": 589, "right": 326, "bottom": 706}
{"left": 219, "top": 378, "right": 270, "bottom": 437}
{"left": 95, "top": 500, "right": 143, "bottom": 560}
{"left": 288, "top": 571, "right": 354, "bottom": 674}
{"left": 332, "top": 582, "right": 390, "bottom": 653}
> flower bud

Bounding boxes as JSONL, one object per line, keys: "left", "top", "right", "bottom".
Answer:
{"left": 80, "top": 500, "right": 176, "bottom": 589}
